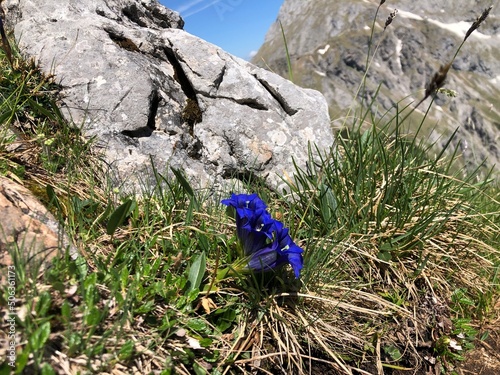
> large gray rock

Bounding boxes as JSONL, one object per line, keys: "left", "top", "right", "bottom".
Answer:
{"left": 253, "top": 0, "right": 500, "bottom": 177}
{"left": 1, "top": 0, "right": 333, "bottom": 193}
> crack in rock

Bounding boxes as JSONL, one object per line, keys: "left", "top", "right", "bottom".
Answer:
{"left": 255, "top": 76, "right": 298, "bottom": 116}
{"left": 121, "top": 89, "right": 158, "bottom": 139}
{"left": 211, "top": 63, "right": 226, "bottom": 93}
{"left": 146, "top": 89, "right": 159, "bottom": 131}
{"left": 164, "top": 45, "right": 203, "bottom": 130}
{"left": 104, "top": 26, "right": 141, "bottom": 52}
{"left": 112, "top": 87, "right": 132, "bottom": 112}
{"left": 199, "top": 92, "right": 268, "bottom": 111}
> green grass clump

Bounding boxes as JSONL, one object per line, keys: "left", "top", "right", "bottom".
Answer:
{"left": 0, "top": 37, "right": 95, "bottom": 189}
{"left": 1, "top": 5, "right": 499, "bottom": 375}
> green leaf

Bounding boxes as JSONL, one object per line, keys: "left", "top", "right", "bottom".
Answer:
{"left": 378, "top": 242, "right": 393, "bottom": 261}
{"left": 187, "top": 318, "right": 209, "bottom": 333}
{"left": 216, "top": 309, "right": 237, "bottom": 332}
{"left": 120, "top": 266, "right": 130, "bottom": 290}
{"left": 84, "top": 306, "right": 102, "bottom": 326}
{"left": 203, "top": 350, "right": 221, "bottom": 363}
{"left": 74, "top": 255, "right": 88, "bottom": 279}
{"left": 319, "top": 184, "right": 337, "bottom": 224}
{"left": 40, "top": 363, "right": 56, "bottom": 375}
{"left": 0, "top": 363, "right": 13, "bottom": 375}
{"left": 61, "top": 300, "right": 71, "bottom": 325}
{"left": 379, "top": 242, "right": 394, "bottom": 252}
{"left": 199, "top": 338, "right": 213, "bottom": 348}
{"left": 377, "top": 251, "right": 392, "bottom": 262}
{"left": 84, "top": 273, "right": 97, "bottom": 302}
{"left": 215, "top": 267, "right": 230, "bottom": 282}
{"left": 106, "top": 199, "right": 134, "bottom": 235}
{"left": 171, "top": 167, "right": 199, "bottom": 216}
{"left": 36, "top": 291, "right": 51, "bottom": 316}
{"left": 187, "top": 288, "right": 200, "bottom": 303}
{"left": 97, "top": 201, "right": 114, "bottom": 224}
{"left": 186, "top": 198, "right": 195, "bottom": 224}
{"left": 198, "top": 233, "right": 210, "bottom": 253}
{"left": 383, "top": 345, "right": 402, "bottom": 361}
{"left": 134, "top": 300, "right": 155, "bottom": 314}
{"left": 188, "top": 252, "right": 206, "bottom": 292}
{"left": 27, "top": 97, "right": 56, "bottom": 119}
{"left": 46, "top": 185, "right": 63, "bottom": 213}
{"left": 67, "top": 333, "right": 82, "bottom": 355}
{"left": 0, "top": 110, "right": 12, "bottom": 126}
{"left": 15, "top": 350, "right": 29, "bottom": 374}
{"left": 171, "top": 167, "right": 195, "bottom": 197}
{"left": 192, "top": 362, "right": 207, "bottom": 375}
{"left": 29, "top": 322, "right": 51, "bottom": 351}
{"left": 119, "top": 340, "right": 135, "bottom": 361}
{"left": 480, "top": 331, "right": 490, "bottom": 341}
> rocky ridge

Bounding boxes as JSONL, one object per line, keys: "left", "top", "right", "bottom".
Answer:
{"left": 253, "top": 0, "right": 500, "bottom": 176}
{"left": 1, "top": 0, "right": 333, "bottom": 193}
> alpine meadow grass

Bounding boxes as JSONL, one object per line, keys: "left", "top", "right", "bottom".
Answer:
{"left": 1, "top": 3, "right": 499, "bottom": 375}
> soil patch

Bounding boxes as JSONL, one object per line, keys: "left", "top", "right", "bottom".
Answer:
{"left": 456, "top": 305, "right": 500, "bottom": 375}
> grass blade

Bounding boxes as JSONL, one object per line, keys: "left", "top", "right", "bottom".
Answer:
{"left": 188, "top": 251, "right": 206, "bottom": 292}
{"left": 106, "top": 199, "right": 133, "bottom": 236}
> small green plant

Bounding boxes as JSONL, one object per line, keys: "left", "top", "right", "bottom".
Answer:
{"left": 1, "top": 243, "right": 55, "bottom": 374}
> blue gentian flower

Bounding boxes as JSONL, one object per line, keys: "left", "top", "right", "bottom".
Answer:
{"left": 272, "top": 221, "right": 304, "bottom": 279}
{"left": 222, "top": 193, "right": 304, "bottom": 279}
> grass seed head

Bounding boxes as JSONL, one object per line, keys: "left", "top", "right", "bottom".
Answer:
{"left": 464, "top": 6, "right": 493, "bottom": 41}
{"left": 425, "top": 62, "right": 452, "bottom": 98}
{"left": 384, "top": 9, "right": 398, "bottom": 31}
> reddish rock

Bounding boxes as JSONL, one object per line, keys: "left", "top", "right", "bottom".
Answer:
{"left": 0, "top": 176, "right": 77, "bottom": 279}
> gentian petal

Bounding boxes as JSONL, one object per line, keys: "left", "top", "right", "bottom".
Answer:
{"left": 287, "top": 253, "right": 304, "bottom": 279}
{"left": 249, "top": 209, "right": 275, "bottom": 237}
{"left": 246, "top": 241, "right": 279, "bottom": 272}
{"left": 239, "top": 226, "right": 269, "bottom": 256}
{"left": 274, "top": 221, "right": 304, "bottom": 279}
{"left": 221, "top": 193, "right": 267, "bottom": 211}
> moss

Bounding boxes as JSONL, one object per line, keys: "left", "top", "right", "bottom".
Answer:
{"left": 181, "top": 98, "right": 202, "bottom": 133}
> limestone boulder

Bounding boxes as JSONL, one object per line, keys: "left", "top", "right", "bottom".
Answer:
{"left": 1, "top": 0, "right": 333, "bottom": 193}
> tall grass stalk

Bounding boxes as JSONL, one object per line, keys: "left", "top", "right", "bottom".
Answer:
{"left": 279, "top": 20, "right": 294, "bottom": 83}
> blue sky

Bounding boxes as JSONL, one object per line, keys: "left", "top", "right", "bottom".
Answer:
{"left": 161, "top": 1, "right": 283, "bottom": 60}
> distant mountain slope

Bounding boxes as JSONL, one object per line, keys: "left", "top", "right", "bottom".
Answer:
{"left": 253, "top": 0, "right": 500, "bottom": 176}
